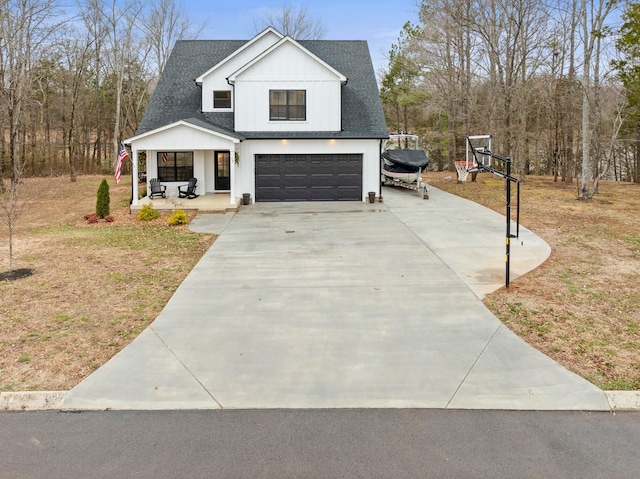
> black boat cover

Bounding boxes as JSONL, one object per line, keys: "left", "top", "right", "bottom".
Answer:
{"left": 382, "top": 149, "right": 429, "bottom": 169}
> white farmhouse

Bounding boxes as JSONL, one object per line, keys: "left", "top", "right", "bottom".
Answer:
{"left": 125, "top": 28, "right": 388, "bottom": 204}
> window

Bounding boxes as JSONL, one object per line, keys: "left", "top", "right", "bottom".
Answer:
{"left": 157, "top": 152, "right": 193, "bottom": 182}
{"left": 269, "top": 90, "right": 306, "bottom": 121}
{"left": 214, "top": 90, "right": 231, "bottom": 109}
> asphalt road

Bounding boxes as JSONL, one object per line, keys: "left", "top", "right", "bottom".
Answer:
{"left": 2, "top": 410, "right": 639, "bottom": 478}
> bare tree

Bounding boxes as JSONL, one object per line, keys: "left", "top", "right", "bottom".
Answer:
{"left": 413, "top": 0, "right": 478, "bottom": 165}
{"left": 472, "top": 0, "right": 548, "bottom": 169}
{"left": 141, "top": 0, "right": 205, "bottom": 77}
{"left": 0, "top": 0, "right": 61, "bottom": 269}
{"left": 550, "top": 0, "right": 581, "bottom": 183}
{"left": 0, "top": 159, "right": 28, "bottom": 271}
{"left": 578, "top": 0, "right": 617, "bottom": 199}
{"left": 89, "top": 0, "right": 147, "bottom": 167}
{"left": 60, "top": 34, "right": 93, "bottom": 181}
{"left": 0, "top": 0, "right": 62, "bottom": 183}
{"left": 80, "top": 0, "right": 109, "bottom": 168}
{"left": 253, "top": 3, "right": 326, "bottom": 39}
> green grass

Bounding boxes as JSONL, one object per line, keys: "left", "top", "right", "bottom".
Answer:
{"left": 602, "top": 379, "right": 640, "bottom": 390}
{"left": 622, "top": 234, "right": 640, "bottom": 251}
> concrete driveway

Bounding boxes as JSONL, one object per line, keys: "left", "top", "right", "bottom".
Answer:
{"left": 62, "top": 186, "right": 609, "bottom": 410}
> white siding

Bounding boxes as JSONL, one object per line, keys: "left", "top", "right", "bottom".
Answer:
{"left": 204, "top": 150, "right": 216, "bottom": 194}
{"left": 200, "top": 32, "right": 281, "bottom": 112}
{"left": 234, "top": 43, "right": 342, "bottom": 132}
{"left": 132, "top": 124, "right": 235, "bottom": 151}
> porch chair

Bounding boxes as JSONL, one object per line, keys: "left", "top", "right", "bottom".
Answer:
{"left": 149, "top": 178, "right": 166, "bottom": 199}
{"left": 178, "top": 177, "right": 199, "bottom": 199}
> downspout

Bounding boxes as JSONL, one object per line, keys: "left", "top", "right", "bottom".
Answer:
{"left": 340, "top": 78, "right": 348, "bottom": 132}
{"left": 227, "top": 77, "right": 237, "bottom": 204}
{"left": 379, "top": 139, "right": 384, "bottom": 201}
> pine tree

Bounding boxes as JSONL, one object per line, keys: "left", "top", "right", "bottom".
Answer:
{"left": 96, "top": 179, "right": 110, "bottom": 218}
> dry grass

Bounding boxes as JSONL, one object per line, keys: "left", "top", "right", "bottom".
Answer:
{"left": 429, "top": 172, "right": 640, "bottom": 390}
{"left": 0, "top": 175, "right": 215, "bottom": 391}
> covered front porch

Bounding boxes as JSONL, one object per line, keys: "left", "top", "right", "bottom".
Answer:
{"left": 125, "top": 119, "right": 246, "bottom": 209}
{"left": 131, "top": 192, "right": 243, "bottom": 213}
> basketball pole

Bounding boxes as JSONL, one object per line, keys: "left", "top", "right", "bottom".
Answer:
{"left": 505, "top": 157, "right": 511, "bottom": 288}
{"left": 466, "top": 136, "right": 521, "bottom": 289}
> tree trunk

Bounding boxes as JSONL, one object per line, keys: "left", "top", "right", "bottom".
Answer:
{"left": 579, "top": 60, "right": 591, "bottom": 199}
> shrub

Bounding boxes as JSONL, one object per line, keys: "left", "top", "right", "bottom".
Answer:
{"left": 137, "top": 204, "right": 160, "bottom": 221}
{"left": 96, "top": 179, "right": 110, "bottom": 218}
{"left": 84, "top": 212, "right": 97, "bottom": 221}
{"left": 104, "top": 215, "right": 115, "bottom": 223}
{"left": 168, "top": 209, "right": 188, "bottom": 226}
{"left": 87, "top": 216, "right": 99, "bottom": 224}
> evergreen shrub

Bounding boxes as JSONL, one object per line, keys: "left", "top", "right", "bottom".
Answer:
{"left": 96, "top": 179, "right": 110, "bottom": 218}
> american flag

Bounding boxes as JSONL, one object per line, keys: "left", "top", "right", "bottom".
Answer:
{"left": 115, "top": 143, "right": 128, "bottom": 184}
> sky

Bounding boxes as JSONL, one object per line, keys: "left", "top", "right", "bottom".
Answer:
{"left": 181, "top": 0, "right": 421, "bottom": 75}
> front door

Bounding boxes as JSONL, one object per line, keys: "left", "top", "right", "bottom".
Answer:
{"left": 215, "top": 151, "right": 230, "bottom": 190}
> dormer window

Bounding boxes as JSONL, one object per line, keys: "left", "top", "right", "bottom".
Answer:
{"left": 269, "top": 90, "right": 306, "bottom": 121}
{"left": 214, "top": 90, "right": 231, "bottom": 109}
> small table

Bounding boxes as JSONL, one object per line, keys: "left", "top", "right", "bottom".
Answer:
{"left": 168, "top": 184, "right": 188, "bottom": 197}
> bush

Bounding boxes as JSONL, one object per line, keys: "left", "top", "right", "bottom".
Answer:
{"left": 137, "top": 204, "right": 160, "bottom": 221}
{"left": 96, "top": 179, "right": 110, "bottom": 218}
{"left": 84, "top": 212, "right": 97, "bottom": 221}
{"left": 104, "top": 215, "right": 115, "bottom": 223}
{"left": 168, "top": 209, "right": 188, "bottom": 226}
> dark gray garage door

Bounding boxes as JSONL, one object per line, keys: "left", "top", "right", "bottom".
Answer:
{"left": 255, "top": 154, "right": 363, "bottom": 202}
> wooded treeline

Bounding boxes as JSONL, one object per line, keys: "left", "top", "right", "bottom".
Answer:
{"left": 0, "top": 0, "right": 201, "bottom": 182}
{"left": 381, "top": 0, "right": 640, "bottom": 197}
{"left": 4, "top": 0, "right": 639, "bottom": 198}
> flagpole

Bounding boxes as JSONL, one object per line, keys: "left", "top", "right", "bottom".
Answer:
{"left": 130, "top": 149, "right": 134, "bottom": 214}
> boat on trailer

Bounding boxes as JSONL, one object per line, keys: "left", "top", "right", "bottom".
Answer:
{"left": 381, "top": 134, "right": 430, "bottom": 197}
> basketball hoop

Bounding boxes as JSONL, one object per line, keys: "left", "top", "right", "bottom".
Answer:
{"left": 454, "top": 161, "right": 476, "bottom": 182}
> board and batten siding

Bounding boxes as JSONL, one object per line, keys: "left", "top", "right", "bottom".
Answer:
{"left": 233, "top": 42, "right": 343, "bottom": 132}
{"left": 199, "top": 31, "right": 282, "bottom": 112}
{"left": 131, "top": 124, "right": 236, "bottom": 152}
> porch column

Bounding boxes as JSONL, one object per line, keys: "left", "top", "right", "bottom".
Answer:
{"left": 131, "top": 147, "right": 139, "bottom": 206}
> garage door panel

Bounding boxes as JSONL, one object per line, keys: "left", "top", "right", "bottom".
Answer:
{"left": 256, "top": 176, "right": 282, "bottom": 188}
{"left": 257, "top": 190, "right": 283, "bottom": 202}
{"left": 336, "top": 187, "right": 362, "bottom": 201}
{"left": 342, "top": 159, "right": 362, "bottom": 173}
{"left": 335, "top": 174, "right": 361, "bottom": 187}
{"left": 310, "top": 174, "right": 335, "bottom": 187}
{"left": 255, "top": 154, "right": 363, "bottom": 202}
{"left": 284, "top": 160, "right": 307, "bottom": 175}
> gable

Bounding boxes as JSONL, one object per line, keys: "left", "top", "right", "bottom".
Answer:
{"left": 228, "top": 37, "right": 346, "bottom": 83}
{"left": 126, "top": 120, "right": 240, "bottom": 151}
{"left": 196, "top": 28, "right": 283, "bottom": 84}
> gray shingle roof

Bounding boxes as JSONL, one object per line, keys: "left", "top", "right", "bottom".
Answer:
{"left": 136, "top": 39, "right": 388, "bottom": 139}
